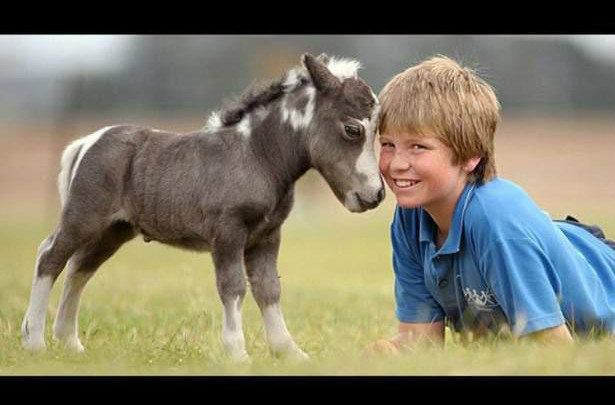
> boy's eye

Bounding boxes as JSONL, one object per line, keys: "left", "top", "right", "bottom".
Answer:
{"left": 411, "top": 144, "right": 426, "bottom": 150}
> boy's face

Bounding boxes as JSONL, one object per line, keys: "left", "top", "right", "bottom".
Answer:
{"left": 379, "top": 130, "right": 473, "bottom": 215}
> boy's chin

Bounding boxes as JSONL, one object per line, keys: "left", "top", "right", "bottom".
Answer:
{"left": 394, "top": 196, "right": 422, "bottom": 209}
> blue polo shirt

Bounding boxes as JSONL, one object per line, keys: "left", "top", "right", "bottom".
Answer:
{"left": 391, "top": 178, "right": 615, "bottom": 336}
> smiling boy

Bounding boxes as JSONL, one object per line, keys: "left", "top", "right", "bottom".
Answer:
{"left": 371, "top": 55, "right": 615, "bottom": 351}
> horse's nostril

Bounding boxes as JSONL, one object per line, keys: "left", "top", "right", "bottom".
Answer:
{"left": 355, "top": 191, "right": 382, "bottom": 210}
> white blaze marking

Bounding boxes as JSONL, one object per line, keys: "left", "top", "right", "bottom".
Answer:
{"left": 356, "top": 102, "right": 382, "bottom": 190}
{"left": 205, "top": 111, "right": 223, "bottom": 132}
{"left": 343, "top": 102, "right": 382, "bottom": 210}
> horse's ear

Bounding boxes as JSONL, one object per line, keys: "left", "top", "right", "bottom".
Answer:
{"left": 302, "top": 53, "right": 339, "bottom": 92}
{"left": 316, "top": 53, "right": 330, "bottom": 65}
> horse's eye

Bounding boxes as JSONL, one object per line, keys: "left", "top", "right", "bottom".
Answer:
{"left": 344, "top": 125, "right": 362, "bottom": 140}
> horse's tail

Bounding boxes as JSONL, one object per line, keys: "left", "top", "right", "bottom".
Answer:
{"left": 57, "top": 138, "right": 84, "bottom": 207}
{"left": 57, "top": 126, "right": 113, "bottom": 207}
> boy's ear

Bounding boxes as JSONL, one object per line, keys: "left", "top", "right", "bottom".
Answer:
{"left": 464, "top": 156, "right": 482, "bottom": 174}
{"left": 302, "top": 53, "right": 340, "bottom": 92}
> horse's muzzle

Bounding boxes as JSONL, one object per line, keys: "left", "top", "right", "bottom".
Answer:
{"left": 354, "top": 187, "right": 385, "bottom": 211}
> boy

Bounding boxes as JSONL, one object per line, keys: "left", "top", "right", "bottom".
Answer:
{"left": 370, "top": 55, "right": 615, "bottom": 352}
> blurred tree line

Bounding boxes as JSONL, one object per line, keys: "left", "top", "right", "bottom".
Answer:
{"left": 4, "top": 35, "right": 615, "bottom": 121}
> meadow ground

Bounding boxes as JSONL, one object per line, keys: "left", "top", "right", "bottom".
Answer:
{"left": 0, "top": 113, "right": 613, "bottom": 375}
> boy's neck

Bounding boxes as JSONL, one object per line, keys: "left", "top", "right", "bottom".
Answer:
{"left": 425, "top": 179, "right": 469, "bottom": 249}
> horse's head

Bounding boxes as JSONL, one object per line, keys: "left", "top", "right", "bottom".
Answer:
{"left": 302, "top": 53, "right": 384, "bottom": 212}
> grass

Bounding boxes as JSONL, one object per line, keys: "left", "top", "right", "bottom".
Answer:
{"left": 0, "top": 198, "right": 613, "bottom": 376}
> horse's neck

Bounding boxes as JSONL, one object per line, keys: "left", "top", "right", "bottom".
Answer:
{"left": 248, "top": 106, "right": 311, "bottom": 193}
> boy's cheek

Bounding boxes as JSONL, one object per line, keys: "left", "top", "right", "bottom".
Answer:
{"left": 378, "top": 155, "right": 389, "bottom": 175}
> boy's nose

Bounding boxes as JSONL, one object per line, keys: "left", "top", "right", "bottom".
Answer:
{"left": 390, "top": 152, "right": 411, "bottom": 172}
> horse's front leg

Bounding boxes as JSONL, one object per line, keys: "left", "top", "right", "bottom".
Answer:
{"left": 211, "top": 230, "right": 250, "bottom": 363}
{"left": 245, "top": 228, "right": 309, "bottom": 360}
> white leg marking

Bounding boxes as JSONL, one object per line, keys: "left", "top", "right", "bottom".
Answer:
{"left": 222, "top": 297, "right": 250, "bottom": 362}
{"left": 263, "top": 303, "right": 309, "bottom": 360}
{"left": 22, "top": 275, "right": 54, "bottom": 351}
{"left": 53, "top": 262, "right": 92, "bottom": 352}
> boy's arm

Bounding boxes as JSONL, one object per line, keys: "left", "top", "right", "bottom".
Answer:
{"left": 395, "top": 321, "right": 445, "bottom": 346}
{"left": 523, "top": 324, "right": 573, "bottom": 343}
{"left": 367, "top": 321, "right": 445, "bottom": 355}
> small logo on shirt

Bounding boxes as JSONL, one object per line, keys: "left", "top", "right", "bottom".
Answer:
{"left": 463, "top": 287, "right": 498, "bottom": 310}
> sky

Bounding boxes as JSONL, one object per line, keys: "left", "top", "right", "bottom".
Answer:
{"left": 0, "top": 35, "right": 612, "bottom": 78}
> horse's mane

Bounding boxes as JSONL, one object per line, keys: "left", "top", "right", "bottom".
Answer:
{"left": 218, "top": 65, "right": 310, "bottom": 126}
{"left": 208, "top": 55, "right": 359, "bottom": 130}
{"left": 219, "top": 78, "right": 286, "bottom": 126}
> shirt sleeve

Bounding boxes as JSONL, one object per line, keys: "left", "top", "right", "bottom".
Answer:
{"left": 391, "top": 208, "right": 445, "bottom": 324}
{"left": 479, "top": 237, "right": 566, "bottom": 336}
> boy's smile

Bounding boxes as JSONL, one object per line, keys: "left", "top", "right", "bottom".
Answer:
{"left": 379, "top": 130, "right": 478, "bottom": 234}
{"left": 392, "top": 178, "right": 421, "bottom": 189}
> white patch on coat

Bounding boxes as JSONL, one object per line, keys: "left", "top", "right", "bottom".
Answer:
{"left": 283, "top": 67, "right": 303, "bottom": 89}
{"left": 237, "top": 115, "right": 251, "bottom": 138}
{"left": 254, "top": 105, "right": 269, "bottom": 121}
{"left": 326, "top": 57, "right": 361, "bottom": 81}
{"left": 205, "top": 111, "right": 223, "bottom": 132}
{"left": 110, "top": 208, "right": 129, "bottom": 223}
{"left": 281, "top": 86, "right": 316, "bottom": 131}
{"left": 58, "top": 126, "right": 113, "bottom": 206}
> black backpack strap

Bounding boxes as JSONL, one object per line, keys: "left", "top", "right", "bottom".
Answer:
{"left": 555, "top": 216, "right": 615, "bottom": 251}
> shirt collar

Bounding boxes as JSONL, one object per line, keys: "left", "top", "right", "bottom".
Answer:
{"left": 418, "top": 181, "right": 477, "bottom": 255}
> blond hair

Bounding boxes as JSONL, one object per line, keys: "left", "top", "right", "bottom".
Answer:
{"left": 378, "top": 55, "right": 500, "bottom": 184}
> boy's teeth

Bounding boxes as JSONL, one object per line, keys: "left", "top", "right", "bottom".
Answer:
{"left": 395, "top": 179, "right": 417, "bottom": 188}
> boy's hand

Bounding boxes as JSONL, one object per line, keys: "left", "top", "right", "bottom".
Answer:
{"left": 364, "top": 339, "right": 400, "bottom": 356}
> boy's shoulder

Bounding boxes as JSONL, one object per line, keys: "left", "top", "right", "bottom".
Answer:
{"left": 465, "top": 177, "right": 551, "bottom": 239}
{"left": 472, "top": 177, "right": 530, "bottom": 202}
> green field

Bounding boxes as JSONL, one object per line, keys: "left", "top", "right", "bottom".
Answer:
{"left": 1, "top": 114, "right": 613, "bottom": 375}
{"left": 0, "top": 197, "right": 613, "bottom": 376}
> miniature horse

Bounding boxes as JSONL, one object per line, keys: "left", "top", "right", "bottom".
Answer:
{"left": 22, "top": 53, "right": 384, "bottom": 362}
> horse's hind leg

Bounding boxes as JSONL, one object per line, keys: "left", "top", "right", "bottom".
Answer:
{"left": 53, "top": 221, "right": 136, "bottom": 352}
{"left": 21, "top": 211, "right": 111, "bottom": 351}
{"left": 21, "top": 226, "right": 85, "bottom": 351}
